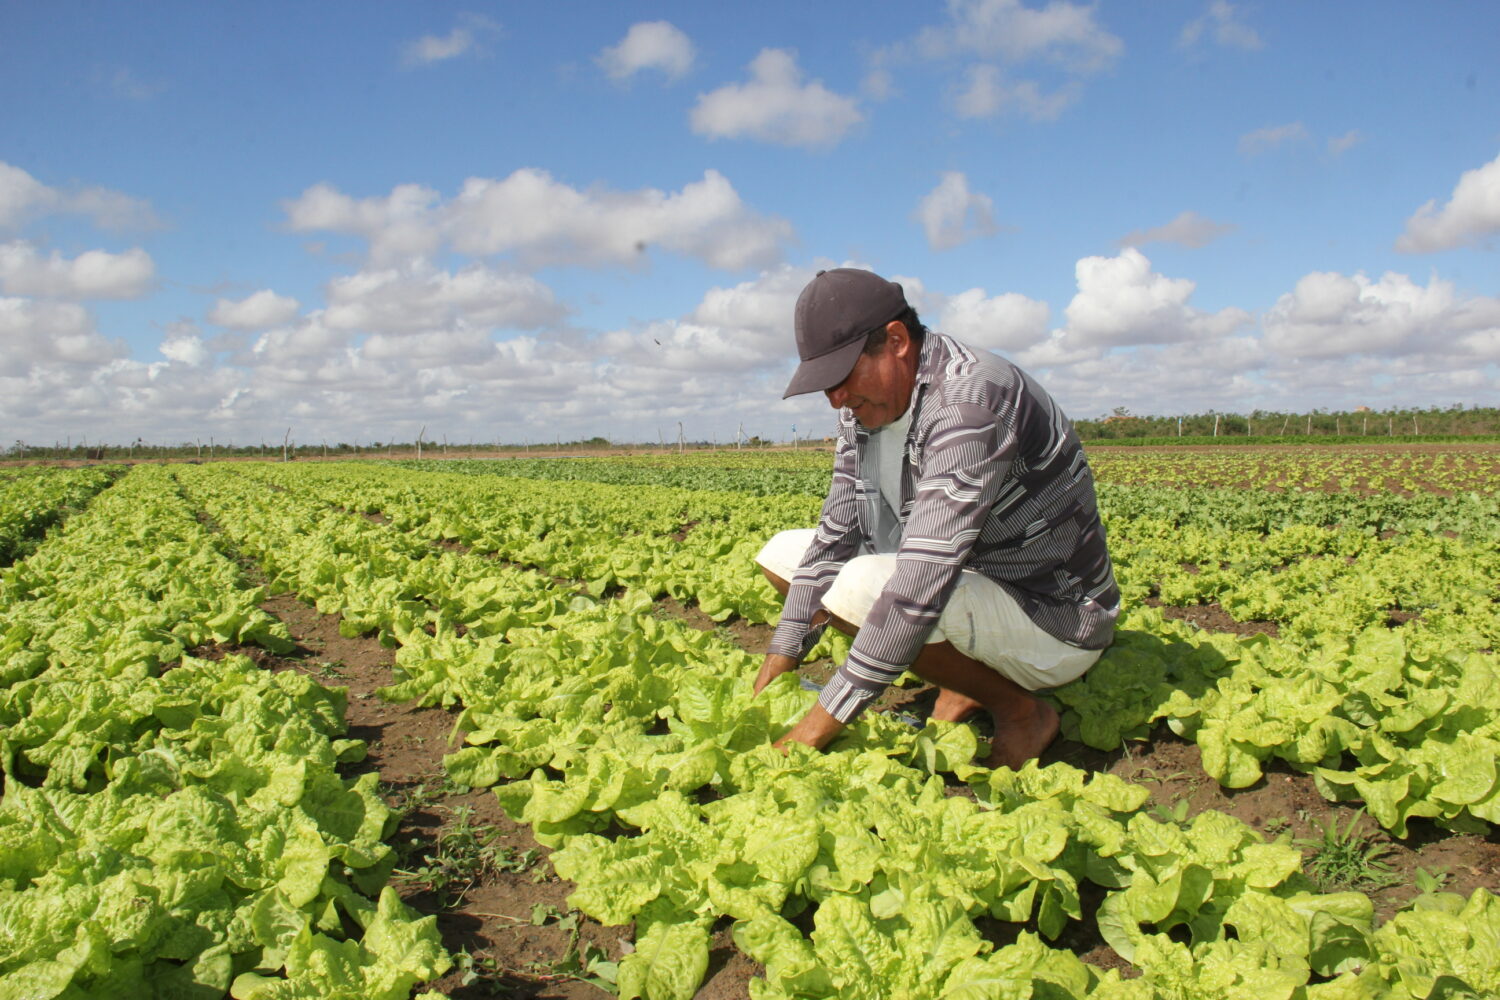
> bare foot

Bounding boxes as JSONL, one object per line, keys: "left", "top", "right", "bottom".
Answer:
{"left": 930, "top": 687, "right": 981, "bottom": 723}
{"left": 980, "top": 697, "right": 1060, "bottom": 770}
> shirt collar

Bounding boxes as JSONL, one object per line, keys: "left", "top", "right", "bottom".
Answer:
{"left": 914, "top": 331, "right": 941, "bottom": 387}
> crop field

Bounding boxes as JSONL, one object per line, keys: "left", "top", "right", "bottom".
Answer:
{"left": 1, "top": 443, "right": 1497, "bottom": 999}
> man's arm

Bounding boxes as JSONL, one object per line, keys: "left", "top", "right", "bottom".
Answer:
{"left": 753, "top": 652, "right": 799, "bottom": 695}
{"left": 773, "top": 703, "right": 844, "bottom": 751}
{"left": 763, "top": 420, "right": 861, "bottom": 664}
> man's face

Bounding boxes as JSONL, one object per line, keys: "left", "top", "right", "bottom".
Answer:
{"left": 824, "top": 322, "right": 916, "bottom": 430}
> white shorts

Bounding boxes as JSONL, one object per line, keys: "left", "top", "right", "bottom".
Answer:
{"left": 756, "top": 528, "right": 1101, "bottom": 692}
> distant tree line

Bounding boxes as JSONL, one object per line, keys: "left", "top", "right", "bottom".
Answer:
{"left": 1074, "top": 405, "right": 1500, "bottom": 441}
{"left": 2, "top": 433, "right": 790, "bottom": 463}
{"left": 7, "top": 405, "right": 1498, "bottom": 463}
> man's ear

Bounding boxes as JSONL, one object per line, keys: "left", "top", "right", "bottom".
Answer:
{"left": 886, "top": 320, "right": 911, "bottom": 357}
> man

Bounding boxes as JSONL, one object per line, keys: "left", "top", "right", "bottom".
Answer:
{"left": 755, "top": 267, "right": 1119, "bottom": 769}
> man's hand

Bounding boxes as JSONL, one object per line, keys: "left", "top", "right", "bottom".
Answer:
{"left": 774, "top": 703, "right": 845, "bottom": 752}
{"left": 753, "top": 653, "right": 799, "bottom": 695}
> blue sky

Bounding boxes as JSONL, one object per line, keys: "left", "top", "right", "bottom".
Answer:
{"left": 2, "top": 1, "right": 1497, "bottom": 447}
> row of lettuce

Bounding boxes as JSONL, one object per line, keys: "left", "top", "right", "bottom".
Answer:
{"left": 286, "top": 459, "right": 1500, "bottom": 836}
{"left": 162, "top": 460, "right": 1498, "bottom": 999}
{"left": 6, "top": 457, "right": 1495, "bottom": 998}
{"left": 0, "top": 464, "right": 121, "bottom": 565}
{"left": 0, "top": 466, "right": 450, "bottom": 998}
{"left": 395, "top": 443, "right": 1500, "bottom": 500}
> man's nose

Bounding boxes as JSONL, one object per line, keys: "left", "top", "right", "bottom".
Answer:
{"left": 825, "top": 383, "right": 847, "bottom": 408}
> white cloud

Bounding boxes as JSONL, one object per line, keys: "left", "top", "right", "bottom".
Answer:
{"left": 1061, "top": 247, "right": 1251, "bottom": 348}
{"left": 322, "top": 262, "right": 564, "bottom": 333}
{"left": 0, "top": 297, "right": 127, "bottom": 376}
{"left": 688, "top": 264, "right": 810, "bottom": 343}
{"left": 901, "top": 1, "right": 1118, "bottom": 124}
{"left": 286, "top": 169, "right": 793, "bottom": 271}
{"left": 603, "top": 264, "right": 814, "bottom": 375}
{"left": 1029, "top": 335, "right": 1270, "bottom": 418}
{"left": 1395, "top": 151, "right": 1500, "bottom": 253}
{"left": 208, "top": 289, "right": 302, "bottom": 330}
{"left": 952, "top": 65, "right": 1077, "bottom": 120}
{"left": 1118, "top": 211, "right": 1235, "bottom": 249}
{"left": 246, "top": 315, "right": 353, "bottom": 369}
{"left": 282, "top": 182, "right": 444, "bottom": 263}
{"left": 690, "top": 49, "right": 863, "bottom": 149}
{"left": 937, "top": 288, "right": 1050, "bottom": 352}
{"left": 1238, "top": 122, "right": 1308, "bottom": 155}
{"left": 0, "top": 161, "right": 160, "bottom": 232}
{"left": 361, "top": 329, "right": 500, "bottom": 365}
{"left": 598, "top": 21, "right": 695, "bottom": 81}
{"left": 1262, "top": 270, "right": 1500, "bottom": 360}
{"left": 0, "top": 242, "right": 155, "bottom": 299}
{"left": 1179, "top": 2, "right": 1263, "bottom": 51}
{"left": 916, "top": 0, "right": 1123, "bottom": 72}
{"left": 1326, "top": 130, "right": 1363, "bottom": 156}
{"left": 449, "top": 169, "right": 793, "bottom": 270}
{"left": 914, "top": 172, "right": 999, "bottom": 250}
{"left": 160, "top": 322, "right": 211, "bottom": 366}
{"left": 400, "top": 13, "right": 500, "bottom": 67}
{"left": 0, "top": 164, "right": 52, "bottom": 230}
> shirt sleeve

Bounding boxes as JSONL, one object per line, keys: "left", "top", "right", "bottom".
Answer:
{"left": 767, "top": 419, "right": 862, "bottom": 662}
{"left": 817, "top": 401, "right": 1014, "bottom": 723}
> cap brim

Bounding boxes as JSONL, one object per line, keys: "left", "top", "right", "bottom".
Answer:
{"left": 782, "top": 336, "right": 867, "bottom": 399}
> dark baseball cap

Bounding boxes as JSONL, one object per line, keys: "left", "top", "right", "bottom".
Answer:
{"left": 783, "top": 268, "right": 908, "bottom": 399}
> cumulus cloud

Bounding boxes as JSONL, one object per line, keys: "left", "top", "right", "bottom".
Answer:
{"left": 952, "top": 65, "right": 1078, "bottom": 120}
{"left": 246, "top": 315, "right": 353, "bottom": 370}
{"left": 1027, "top": 335, "right": 1270, "bottom": 418}
{"left": 400, "top": 13, "right": 500, "bottom": 67}
{"left": 1262, "top": 270, "right": 1500, "bottom": 360}
{"left": 6, "top": 252, "right": 1497, "bottom": 447}
{"left": 322, "top": 262, "right": 564, "bottom": 333}
{"left": 603, "top": 264, "right": 813, "bottom": 375}
{"left": 0, "top": 242, "right": 155, "bottom": 298}
{"left": 1118, "top": 210, "right": 1235, "bottom": 249}
{"left": 1061, "top": 247, "right": 1251, "bottom": 348}
{"left": 1395, "top": 151, "right": 1500, "bottom": 253}
{"left": 916, "top": 0, "right": 1123, "bottom": 71}
{"left": 1179, "top": 2, "right": 1263, "bottom": 51}
{"left": 598, "top": 21, "right": 695, "bottom": 81}
{"left": 160, "top": 321, "right": 211, "bottom": 366}
{"left": 1238, "top": 122, "right": 1308, "bottom": 155}
{"left": 914, "top": 172, "right": 999, "bottom": 251}
{"left": 896, "top": 0, "right": 1119, "bottom": 124}
{"left": 362, "top": 329, "right": 500, "bottom": 366}
{"left": 0, "top": 297, "right": 127, "bottom": 376}
{"left": 285, "top": 169, "right": 793, "bottom": 271}
{"left": 208, "top": 289, "right": 302, "bottom": 330}
{"left": 937, "top": 288, "right": 1050, "bottom": 352}
{"left": 689, "top": 49, "right": 863, "bottom": 149}
{"left": 282, "top": 182, "right": 443, "bottom": 262}
{"left": 0, "top": 161, "right": 160, "bottom": 232}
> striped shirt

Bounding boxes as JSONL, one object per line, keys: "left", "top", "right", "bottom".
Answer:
{"left": 767, "top": 332, "right": 1120, "bottom": 724}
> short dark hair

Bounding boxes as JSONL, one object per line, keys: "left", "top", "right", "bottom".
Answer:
{"left": 862, "top": 306, "right": 927, "bottom": 355}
